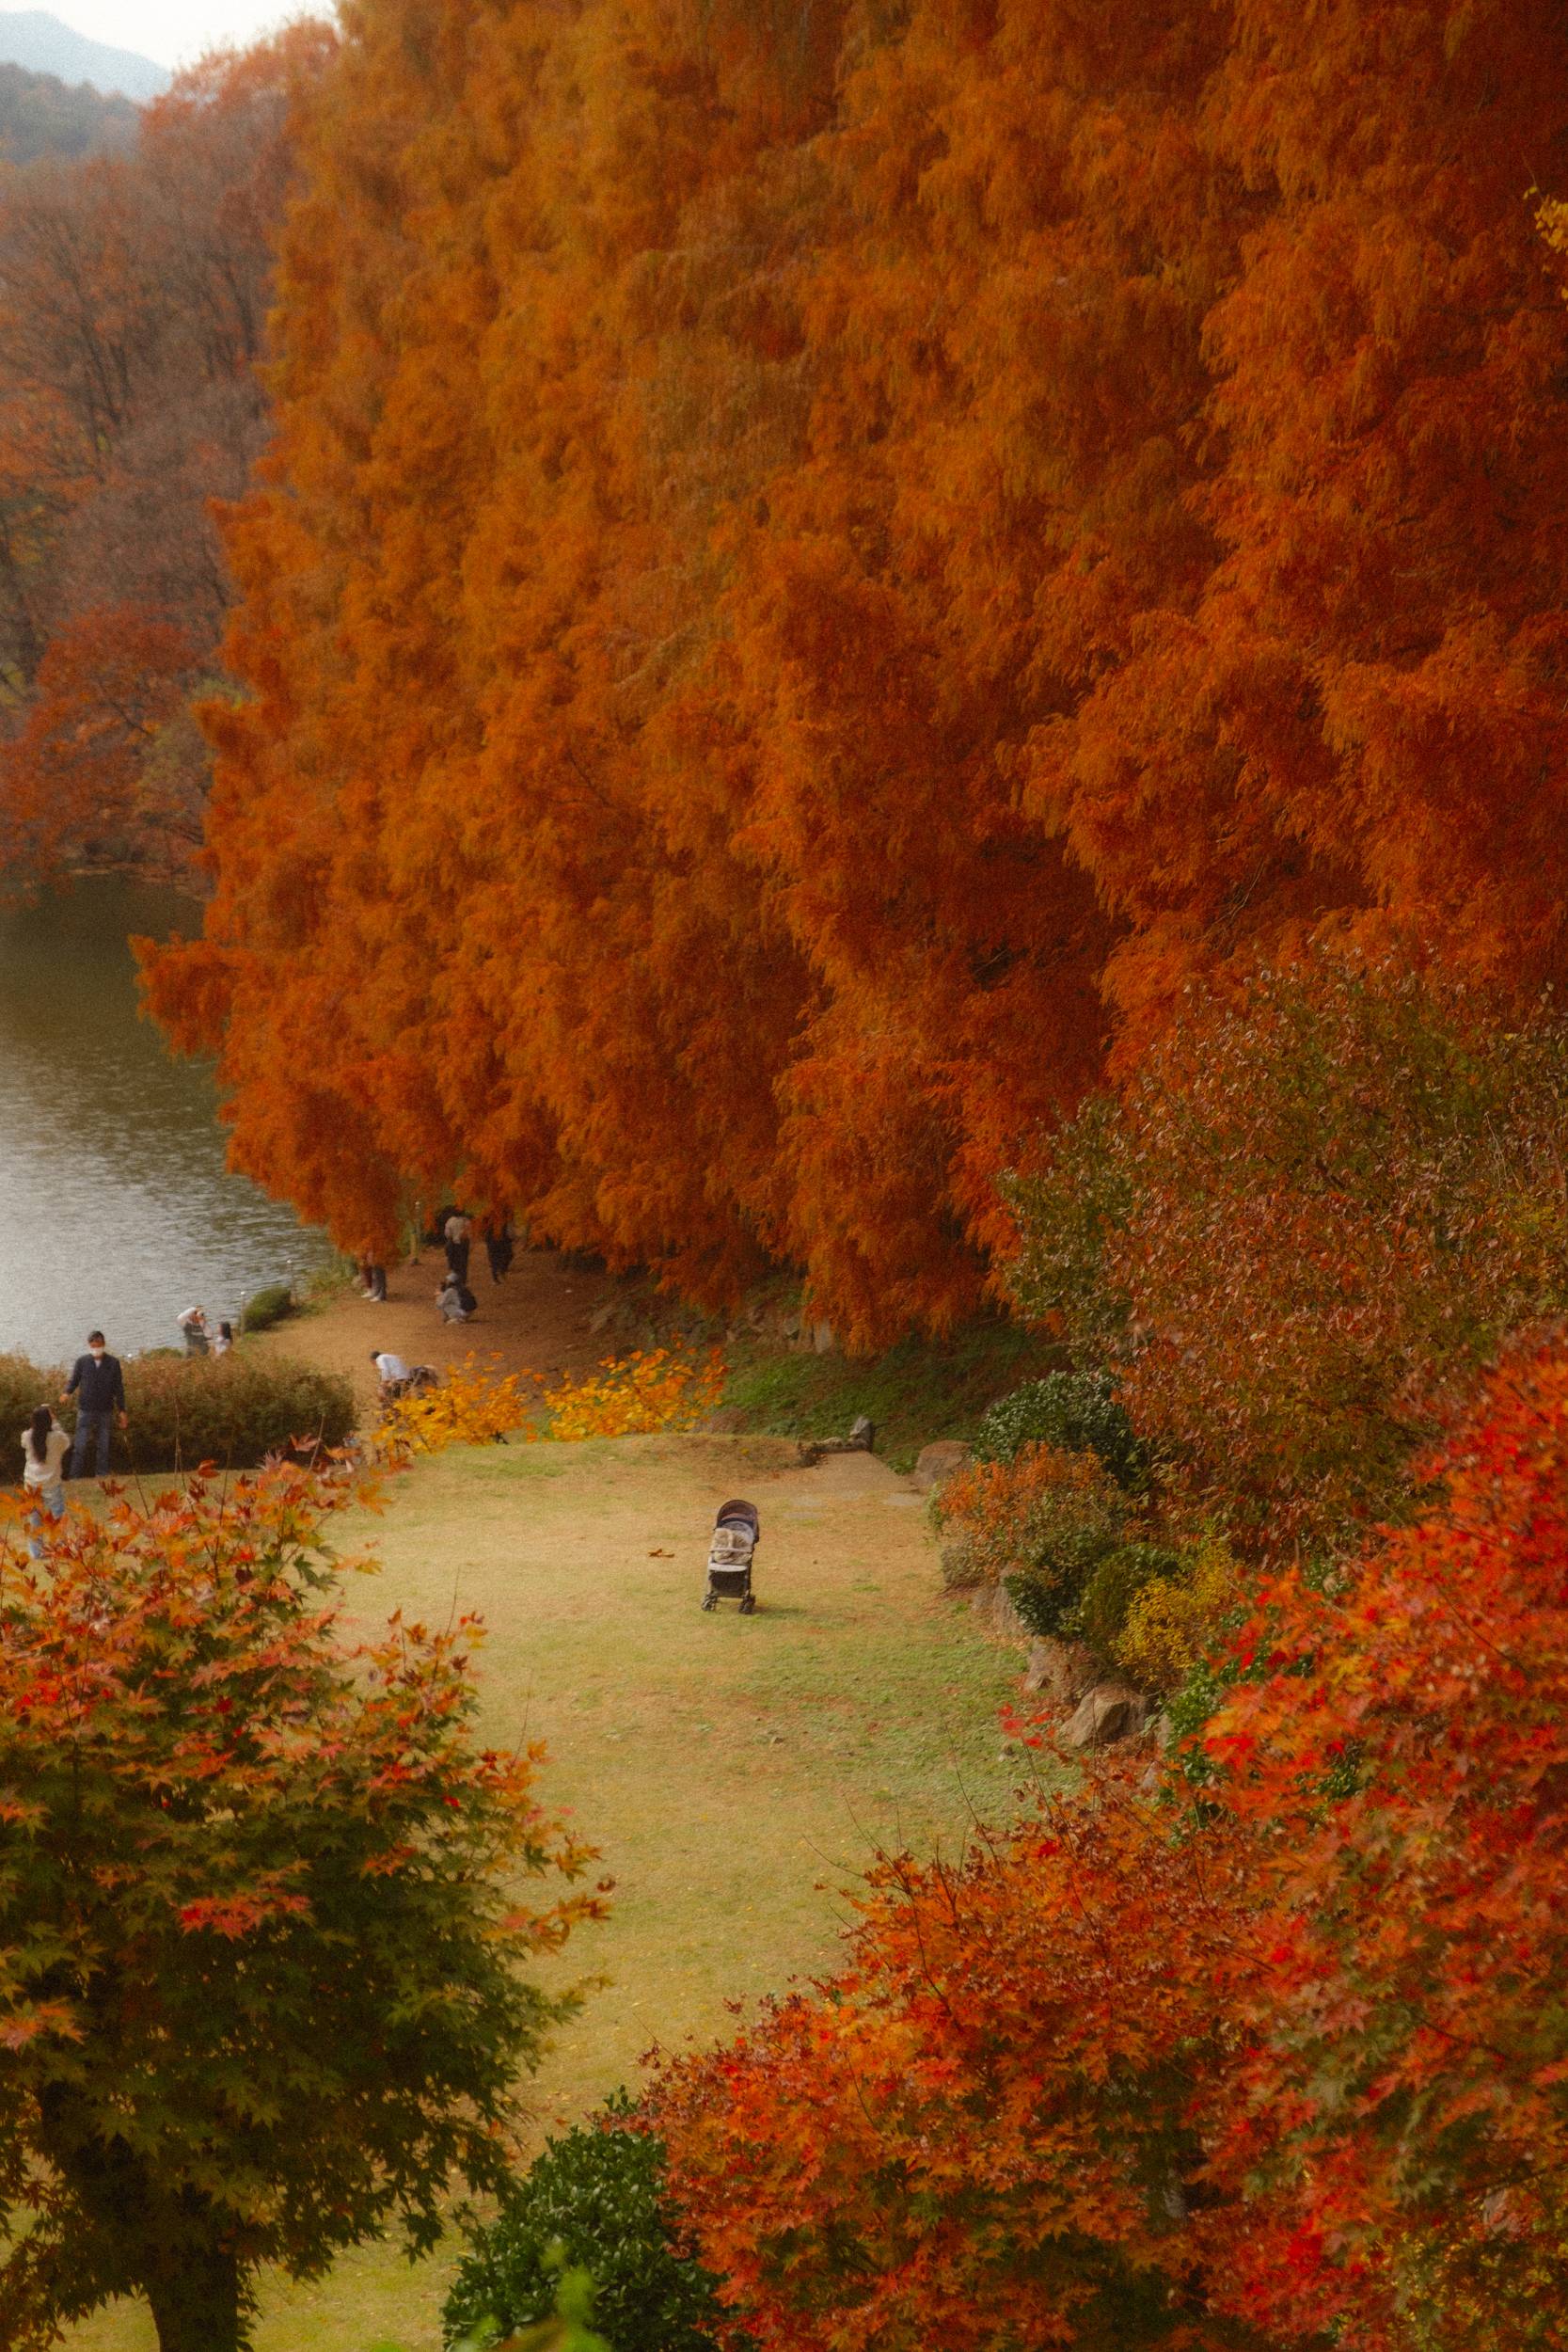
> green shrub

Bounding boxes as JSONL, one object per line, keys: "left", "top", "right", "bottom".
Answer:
{"left": 240, "top": 1282, "right": 296, "bottom": 1334}
{"left": 1005, "top": 1534, "right": 1123, "bottom": 1642}
{"left": 973, "top": 1371, "right": 1147, "bottom": 1490}
{"left": 1069, "top": 1542, "right": 1186, "bottom": 1652}
{"left": 0, "top": 1352, "right": 356, "bottom": 1482}
{"left": 123, "top": 1353, "right": 355, "bottom": 1470}
{"left": 443, "top": 2096, "right": 722, "bottom": 2352}
{"left": 940, "top": 1442, "right": 1130, "bottom": 1637}
{"left": 0, "top": 1356, "right": 62, "bottom": 1471}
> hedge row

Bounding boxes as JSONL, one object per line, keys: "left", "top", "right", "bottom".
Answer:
{"left": 0, "top": 1351, "right": 356, "bottom": 1481}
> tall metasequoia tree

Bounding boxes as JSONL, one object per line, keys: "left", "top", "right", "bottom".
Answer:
{"left": 142, "top": 0, "right": 1568, "bottom": 1337}
{"left": 1031, "top": 0, "right": 1568, "bottom": 1050}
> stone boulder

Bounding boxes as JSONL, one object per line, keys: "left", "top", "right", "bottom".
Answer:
{"left": 971, "top": 1580, "right": 1031, "bottom": 1644}
{"left": 938, "top": 1530, "right": 978, "bottom": 1588}
{"left": 912, "top": 1439, "right": 974, "bottom": 1494}
{"left": 1022, "top": 1636, "right": 1103, "bottom": 1709}
{"left": 1059, "top": 1682, "right": 1152, "bottom": 1751}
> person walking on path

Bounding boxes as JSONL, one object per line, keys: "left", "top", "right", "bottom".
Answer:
{"left": 443, "top": 1209, "right": 472, "bottom": 1284}
{"left": 61, "top": 1332, "right": 127, "bottom": 1478}
{"left": 484, "top": 1219, "right": 515, "bottom": 1284}
{"left": 20, "top": 1405, "right": 69, "bottom": 1558}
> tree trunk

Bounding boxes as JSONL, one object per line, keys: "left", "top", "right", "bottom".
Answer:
{"left": 144, "top": 2234, "right": 243, "bottom": 2352}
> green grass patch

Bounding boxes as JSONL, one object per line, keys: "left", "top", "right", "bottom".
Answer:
{"left": 720, "top": 1317, "right": 1057, "bottom": 1470}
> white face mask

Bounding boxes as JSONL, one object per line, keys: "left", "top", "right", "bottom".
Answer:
{"left": 90, "top": 1346, "right": 105, "bottom": 1360}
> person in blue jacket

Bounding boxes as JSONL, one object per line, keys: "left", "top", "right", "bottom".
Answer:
{"left": 60, "top": 1330, "right": 128, "bottom": 1478}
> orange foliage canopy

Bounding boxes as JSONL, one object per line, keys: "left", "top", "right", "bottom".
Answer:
{"left": 649, "top": 1772, "right": 1263, "bottom": 2351}
{"left": 140, "top": 0, "right": 1568, "bottom": 1332}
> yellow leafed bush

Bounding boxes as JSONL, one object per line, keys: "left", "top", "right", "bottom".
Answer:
{"left": 376, "top": 1356, "right": 532, "bottom": 1458}
{"left": 1111, "top": 1534, "right": 1241, "bottom": 1693}
{"left": 530, "top": 1349, "right": 725, "bottom": 1442}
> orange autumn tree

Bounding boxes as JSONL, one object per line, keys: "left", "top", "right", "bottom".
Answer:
{"left": 1029, "top": 0, "right": 1568, "bottom": 1052}
{"left": 1, "top": 607, "right": 197, "bottom": 873}
{"left": 0, "top": 26, "right": 334, "bottom": 889}
{"left": 141, "top": 0, "right": 1568, "bottom": 1337}
{"left": 648, "top": 1770, "right": 1271, "bottom": 2352}
{"left": 0, "top": 1457, "right": 601, "bottom": 2352}
{"left": 1009, "top": 952, "right": 1568, "bottom": 1555}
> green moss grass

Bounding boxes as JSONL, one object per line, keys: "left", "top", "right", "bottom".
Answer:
{"left": 720, "top": 1316, "right": 1056, "bottom": 1470}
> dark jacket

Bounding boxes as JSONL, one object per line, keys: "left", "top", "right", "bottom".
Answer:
{"left": 67, "top": 1353, "right": 125, "bottom": 1415}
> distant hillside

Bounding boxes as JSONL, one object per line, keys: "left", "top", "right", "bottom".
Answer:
{"left": 0, "top": 56, "right": 135, "bottom": 156}
{"left": 0, "top": 12, "right": 168, "bottom": 103}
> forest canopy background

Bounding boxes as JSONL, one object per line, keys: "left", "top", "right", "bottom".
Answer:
{"left": 8, "top": 0, "right": 1562, "bottom": 1344}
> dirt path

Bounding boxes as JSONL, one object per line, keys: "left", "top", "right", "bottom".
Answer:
{"left": 250, "top": 1246, "right": 626, "bottom": 1412}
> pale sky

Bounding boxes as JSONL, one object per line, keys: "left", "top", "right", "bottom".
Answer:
{"left": 60, "top": 0, "right": 333, "bottom": 72}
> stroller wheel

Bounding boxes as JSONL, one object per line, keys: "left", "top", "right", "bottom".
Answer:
{"left": 740, "top": 1594, "right": 757, "bottom": 1614}
{"left": 701, "top": 1595, "right": 717, "bottom": 1612}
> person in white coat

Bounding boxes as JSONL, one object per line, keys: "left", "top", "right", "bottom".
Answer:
{"left": 20, "top": 1405, "right": 69, "bottom": 1559}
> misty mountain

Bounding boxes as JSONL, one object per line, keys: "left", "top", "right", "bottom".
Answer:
{"left": 0, "top": 11, "right": 168, "bottom": 103}
{"left": 0, "top": 56, "right": 136, "bottom": 155}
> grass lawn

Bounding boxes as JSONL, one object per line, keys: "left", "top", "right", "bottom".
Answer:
{"left": 66, "top": 1430, "right": 1031, "bottom": 2352}
{"left": 719, "top": 1315, "right": 1058, "bottom": 1469}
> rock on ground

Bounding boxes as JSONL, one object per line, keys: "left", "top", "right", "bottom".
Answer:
{"left": 1022, "top": 1636, "right": 1103, "bottom": 1708}
{"left": 1059, "top": 1682, "right": 1153, "bottom": 1750}
{"left": 911, "top": 1439, "right": 974, "bottom": 1494}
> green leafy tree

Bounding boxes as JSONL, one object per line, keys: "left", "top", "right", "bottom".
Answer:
{"left": 0, "top": 1458, "right": 604, "bottom": 2352}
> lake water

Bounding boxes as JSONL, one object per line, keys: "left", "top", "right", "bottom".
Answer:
{"left": 0, "top": 878, "right": 332, "bottom": 1367}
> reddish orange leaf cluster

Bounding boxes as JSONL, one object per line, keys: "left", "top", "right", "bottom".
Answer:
{"left": 650, "top": 1774, "right": 1257, "bottom": 2351}
{"left": 1201, "top": 1332, "right": 1568, "bottom": 2344}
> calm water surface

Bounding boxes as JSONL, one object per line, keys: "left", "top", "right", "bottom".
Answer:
{"left": 0, "top": 878, "right": 331, "bottom": 1366}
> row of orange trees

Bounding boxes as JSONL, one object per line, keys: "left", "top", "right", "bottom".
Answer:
{"left": 129, "top": 0, "right": 1568, "bottom": 1340}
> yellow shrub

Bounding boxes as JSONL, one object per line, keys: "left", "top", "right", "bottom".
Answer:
{"left": 528, "top": 1348, "right": 725, "bottom": 1441}
{"left": 1111, "top": 1534, "right": 1241, "bottom": 1693}
{"left": 376, "top": 1356, "right": 532, "bottom": 1458}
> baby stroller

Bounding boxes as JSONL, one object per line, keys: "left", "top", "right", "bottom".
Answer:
{"left": 702, "top": 1500, "right": 759, "bottom": 1613}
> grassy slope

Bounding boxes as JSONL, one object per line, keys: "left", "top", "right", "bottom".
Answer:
{"left": 68, "top": 1431, "right": 1028, "bottom": 2352}
{"left": 720, "top": 1316, "right": 1056, "bottom": 1470}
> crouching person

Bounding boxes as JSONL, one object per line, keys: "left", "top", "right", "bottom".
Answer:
{"left": 436, "top": 1273, "right": 477, "bottom": 1323}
